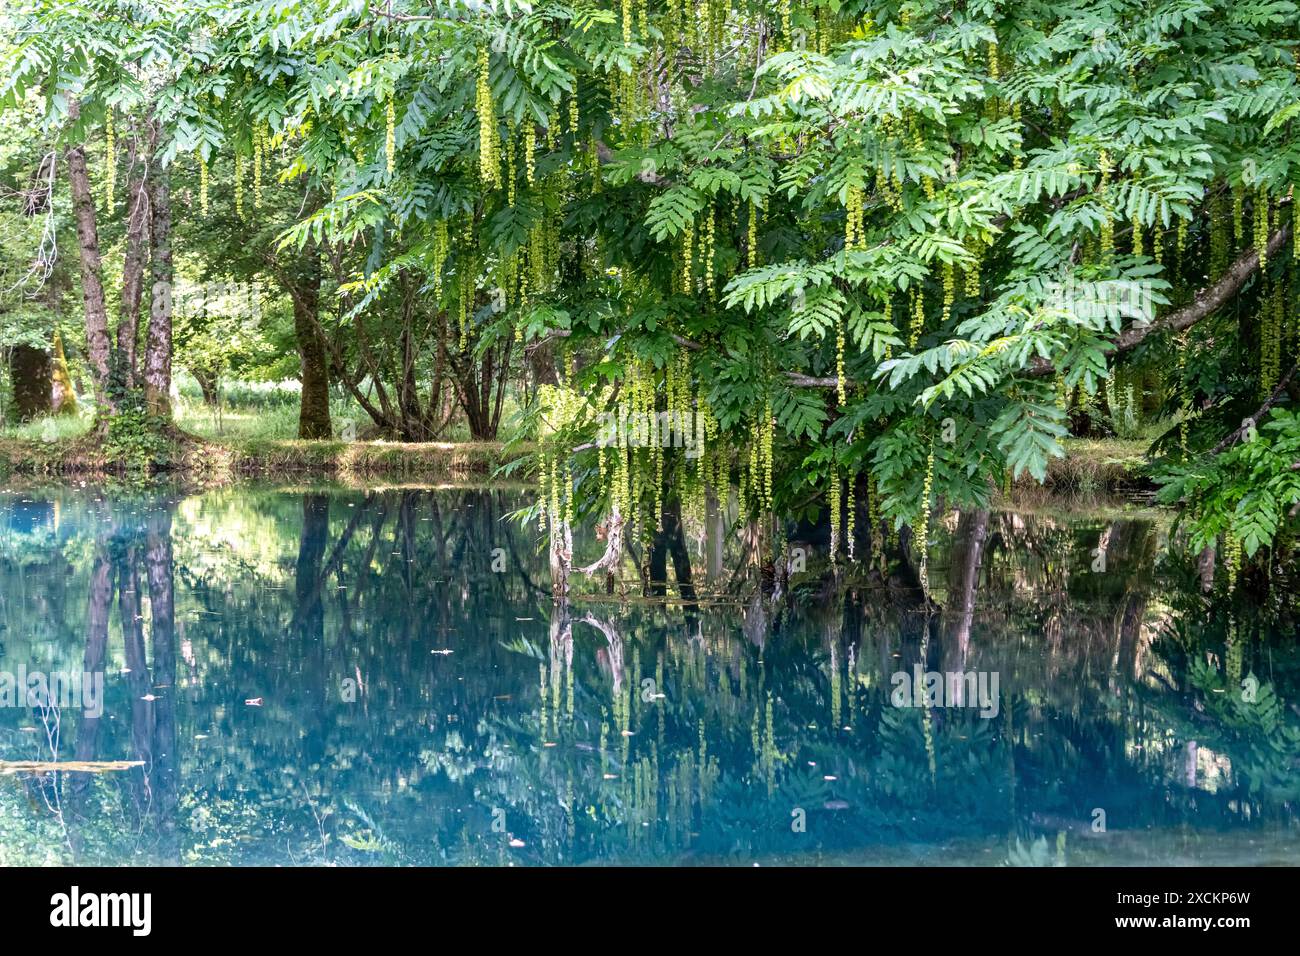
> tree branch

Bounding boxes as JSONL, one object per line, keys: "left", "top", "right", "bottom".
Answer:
{"left": 1209, "top": 358, "right": 1300, "bottom": 455}
{"left": 1027, "top": 223, "right": 1293, "bottom": 376}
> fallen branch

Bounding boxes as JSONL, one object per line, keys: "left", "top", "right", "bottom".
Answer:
{"left": 0, "top": 760, "right": 144, "bottom": 774}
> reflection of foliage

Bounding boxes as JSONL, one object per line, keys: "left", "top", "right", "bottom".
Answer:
{"left": 1184, "top": 660, "right": 1300, "bottom": 802}
{"left": 0, "top": 489, "right": 1296, "bottom": 865}
{"left": 1005, "top": 836, "right": 1059, "bottom": 868}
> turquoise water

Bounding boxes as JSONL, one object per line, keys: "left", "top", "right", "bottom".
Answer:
{"left": 0, "top": 486, "right": 1296, "bottom": 866}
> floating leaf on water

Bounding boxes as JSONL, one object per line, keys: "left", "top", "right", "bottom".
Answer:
{"left": 1, "top": 760, "right": 144, "bottom": 775}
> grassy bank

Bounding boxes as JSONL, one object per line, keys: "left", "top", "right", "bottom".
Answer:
{"left": 1036, "top": 437, "right": 1153, "bottom": 492}
{"left": 0, "top": 430, "right": 527, "bottom": 483}
{"left": 0, "top": 427, "right": 1150, "bottom": 493}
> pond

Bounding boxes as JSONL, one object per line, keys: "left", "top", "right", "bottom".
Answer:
{"left": 0, "top": 485, "right": 1296, "bottom": 866}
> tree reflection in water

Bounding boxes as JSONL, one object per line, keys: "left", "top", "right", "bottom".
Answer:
{"left": 0, "top": 486, "right": 1295, "bottom": 866}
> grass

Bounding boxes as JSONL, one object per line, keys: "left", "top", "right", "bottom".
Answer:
{"left": 0, "top": 376, "right": 531, "bottom": 482}
{"left": 1042, "top": 436, "right": 1152, "bottom": 491}
{"left": 225, "top": 437, "right": 525, "bottom": 480}
{"left": 0, "top": 427, "right": 524, "bottom": 482}
{"left": 0, "top": 407, "right": 527, "bottom": 484}
{"left": 0, "top": 378, "right": 1153, "bottom": 491}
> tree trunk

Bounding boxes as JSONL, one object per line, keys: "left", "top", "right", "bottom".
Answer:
{"left": 116, "top": 140, "right": 152, "bottom": 390}
{"left": 647, "top": 498, "right": 696, "bottom": 600}
{"left": 1197, "top": 545, "right": 1217, "bottom": 593}
{"left": 295, "top": 494, "right": 329, "bottom": 633}
{"left": 942, "top": 508, "right": 990, "bottom": 682}
{"left": 51, "top": 331, "right": 77, "bottom": 415}
{"left": 451, "top": 334, "right": 512, "bottom": 440}
{"left": 70, "top": 550, "right": 112, "bottom": 800}
{"left": 528, "top": 338, "right": 560, "bottom": 388}
{"left": 294, "top": 253, "right": 332, "bottom": 439}
{"left": 65, "top": 108, "right": 112, "bottom": 410}
{"left": 9, "top": 344, "right": 51, "bottom": 421}
{"left": 143, "top": 155, "right": 173, "bottom": 418}
{"left": 144, "top": 506, "right": 179, "bottom": 856}
{"left": 193, "top": 369, "right": 220, "bottom": 407}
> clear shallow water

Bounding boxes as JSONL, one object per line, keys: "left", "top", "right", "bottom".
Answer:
{"left": 0, "top": 486, "right": 1296, "bottom": 866}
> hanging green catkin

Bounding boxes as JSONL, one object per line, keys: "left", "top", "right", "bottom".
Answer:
{"left": 1291, "top": 186, "right": 1299, "bottom": 261}
{"left": 505, "top": 119, "right": 517, "bottom": 206}
{"left": 746, "top": 418, "right": 759, "bottom": 514}
{"left": 385, "top": 95, "right": 396, "bottom": 178}
{"left": 916, "top": 448, "right": 935, "bottom": 597}
{"left": 849, "top": 184, "right": 867, "bottom": 249}
{"left": 234, "top": 152, "right": 245, "bottom": 219}
{"left": 702, "top": 207, "right": 715, "bottom": 294}
{"left": 477, "top": 48, "right": 499, "bottom": 188}
{"left": 909, "top": 285, "right": 925, "bottom": 349}
{"left": 1254, "top": 186, "right": 1270, "bottom": 269}
{"left": 432, "top": 219, "right": 448, "bottom": 298}
{"left": 545, "top": 109, "right": 558, "bottom": 151}
{"left": 1232, "top": 182, "right": 1245, "bottom": 244}
{"left": 681, "top": 222, "right": 694, "bottom": 293}
{"left": 1225, "top": 531, "right": 1242, "bottom": 591}
{"left": 1098, "top": 151, "right": 1114, "bottom": 262}
{"left": 965, "top": 243, "right": 981, "bottom": 297}
{"left": 828, "top": 465, "right": 841, "bottom": 561}
{"left": 748, "top": 200, "right": 760, "bottom": 267}
{"left": 883, "top": 295, "right": 894, "bottom": 360}
{"left": 835, "top": 311, "right": 846, "bottom": 406}
{"left": 762, "top": 398, "right": 774, "bottom": 514}
{"left": 524, "top": 123, "right": 536, "bottom": 185}
{"left": 198, "top": 152, "right": 210, "bottom": 218}
{"left": 846, "top": 472, "right": 856, "bottom": 562}
{"left": 104, "top": 110, "right": 116, "bottom": 208}
{"left": 1178, "top": 330, "right": 1190, "bottom": 456}
{"left": 941, "top": 262, "right": 955, "bottom": 326}
{"left": 253, "top": 127, "right": 264, "bottom": 209}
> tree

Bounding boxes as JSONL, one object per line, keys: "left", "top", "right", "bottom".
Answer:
{"left": 1, "top": 0, "right": 1296, "bottom": 580}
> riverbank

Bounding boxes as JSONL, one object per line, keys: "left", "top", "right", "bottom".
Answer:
{"left": 1034, "top": 437, "right": 1152, "bottom": 493}
{"left": 0, "top": 430, "right": 1151, "bottom": 490}
{"left": 0, "top": 432, "right": 528, "bottom": 483}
